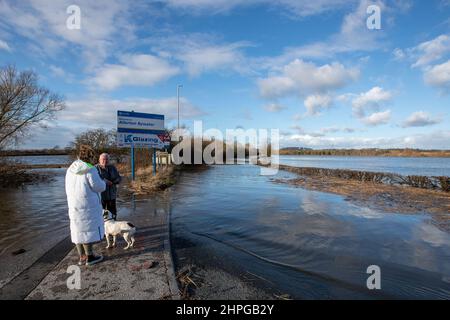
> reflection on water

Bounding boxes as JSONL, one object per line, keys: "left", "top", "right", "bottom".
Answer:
{"left": 0, "top": 169, "right": 69, "bottom": 256}
{"left": 171, "top": 165, "right": 450, "bottom": 299}
{"left": 0, "top": 161, "right": 449, "bottom": 298}
{"left": 276, "top": 155, "right": 450, "bottom": 177}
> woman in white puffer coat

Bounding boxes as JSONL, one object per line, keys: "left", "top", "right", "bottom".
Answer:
{"left": 65, "top": 146, "right": 106, "bottom": 266}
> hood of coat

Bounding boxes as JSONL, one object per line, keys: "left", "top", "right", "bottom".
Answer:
{"left": 69, "top": 160, "right": 94, "bottom": 175}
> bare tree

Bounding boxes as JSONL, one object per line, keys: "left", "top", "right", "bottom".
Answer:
{"left": 0, "top": 65, "right": 65, "bottom": 149}
{"left": 70, "top": 128, "right": 117, "bottom": 157}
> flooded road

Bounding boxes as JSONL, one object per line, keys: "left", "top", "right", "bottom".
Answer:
{"left": 1, "top": 159, "right": 449, "bottom": 299}
{"left": 170, "top": 165, "right": 450, "bottom": 299}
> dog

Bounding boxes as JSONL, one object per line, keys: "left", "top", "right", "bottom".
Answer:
{"left": 103, "top": 210, "right": 136, "bottom": 250}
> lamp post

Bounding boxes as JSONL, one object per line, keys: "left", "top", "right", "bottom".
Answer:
{"left": 177, "top": 84, "right": 183, "bottom": 131}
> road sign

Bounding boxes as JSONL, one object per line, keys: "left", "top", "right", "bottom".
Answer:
{"left": 117, "top": 111, "right": 170, "bottom": 149}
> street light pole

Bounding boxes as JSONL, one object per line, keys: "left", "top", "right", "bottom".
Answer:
{"left": 177, "top": 84, "right": 183, "bottom": 131}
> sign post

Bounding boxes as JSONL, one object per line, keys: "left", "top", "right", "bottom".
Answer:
{"left": 117, "top": 111, "right": 170, "bottom": 180}
{"left": 131, "top": 143, "right": 135, "bottom": 181}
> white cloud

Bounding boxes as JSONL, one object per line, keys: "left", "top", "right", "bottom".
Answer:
{"left": 49, "top": 65, "right": 67, "bottom": 78}
{"left": 60, "top": 97, "right": 205, "bottom": 128}
{"left": 258, "top": 59, "right": 359, "bottom": 99}
{"left": 20, "top": 97, "right": 205, "bottom": 148}
{"left": 0, "top": 39, "right": 11, "bottom": 52}
{"left": 411, "top": 34, "right": 450, "bottom": 68}
{"left": 304, "top": 94, "right": 333, "bottom": 115}
{"left": 148, "top": 33, "right": 252, "bottom": 77}
{"left": 363, "top": 110, "right": 391, "bottom": 126}
{"left": 0, "top": 0, "right": 138, "bottom": 68}
{"left": 255, "top": 0, "right": 386, "bottom": 68}
{"left": 282, "top": 130, "right": 450, "bottom": 149}
{"left": 89, "top": 54, "right": 180, "bottom": 90}
{"left": 402, "top": 111, "right": 442, "bottom": 128}
{"left": 399, "top": 34, "right": 450, "bottom": 93}
{"left": 182, "top": 44, "right": 243, "bottom": 76}
{"left": 424, "top": 59, "right": 450, "bottom": 92}
{"left": 351, "top": 87, "right": 393, "bottom": 118}
{"left": 264, "top": 103, "right": 287, "bottom": 112}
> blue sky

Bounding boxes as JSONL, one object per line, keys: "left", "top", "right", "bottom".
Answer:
{"left": 0, "top": 0, "right": 449, "bottom": 149}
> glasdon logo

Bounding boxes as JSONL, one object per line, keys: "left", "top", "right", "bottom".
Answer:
{"left": 133, "top": 136, "right": 159, "bottom": 143}
{"left": 123, "top": 134, "right": 159, "bottom": 144}
{"left": 125, "top": 135, "right": 133, "bottom": 143}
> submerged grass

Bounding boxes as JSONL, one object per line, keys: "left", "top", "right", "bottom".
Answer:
{"left": 0, "top": 160, "right": 51, "bottom": 188}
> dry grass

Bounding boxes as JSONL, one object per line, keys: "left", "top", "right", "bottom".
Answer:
{"left": 271, "top": 165, "right": 450, "bottom": 231}
{"left": 176, "top": 265, "right": 203, "bottom": 300}
{"left": 126, "top": 165, "right": 178, "bottom": 195}
{"left": 268, "top": 164, "right": 450, "bottom": 192}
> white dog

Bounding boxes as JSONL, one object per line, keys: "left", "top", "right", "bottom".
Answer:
{"left": 103, "top": 210, "right": 136, "bottom": 250}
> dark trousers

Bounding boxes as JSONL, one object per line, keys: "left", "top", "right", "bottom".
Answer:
{"left": 102, "top": 199, "right": 117, "bottom": 220}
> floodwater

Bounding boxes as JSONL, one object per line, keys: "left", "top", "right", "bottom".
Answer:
{"left": 170, "top": 165, "right": 450, "bottom": 299}
{"left": 5, "top": 155, "right": 71, "bottom": 165}
{"left": 0, "top": 156, "right": 449, "bottom": 298}
{"left": 276, "top": 155, "right": 450, "bottom": 177}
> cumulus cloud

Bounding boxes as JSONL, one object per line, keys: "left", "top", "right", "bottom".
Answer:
{"left": 89, "top": 54, "right": 180, "bottom": 90}
{"left": 258, "top": 59, "right": 359, "bottom": 99}
{"left": 411, "top": 34, "right": 450, "bottom": 68}
{"left": 0, "top": 0, "right": 138, "bottom": 68}
{"left": 148, "top": 33, "right": 252, "bottom": 77}
{"left": 399, "top": 34, "right": 450, "bottom": 93}
{"left": 60, "top": 97, "right": 205, "bottom": 127}
{"left": 255, "top": 0, "right": 387, "bottom": 69}
{"left": 180, "top": 43, "right": 248, "bottom": 76}
{"left": 282, "top": 130, "right": 450, "bottom": 149}
{"left": 363, "top": 110, "right": 391, "bottom": 126}
{"left": 351, "top": 87, "right": 393, "bottom": 118}
{"left": 424, "top": 60, "right": 450, "bottom": 93}
{"left": 402, "top": 111, "right": 442, "bottom": 128}
{"left": 304, "top": 94, "right": 333, "bottom": 115}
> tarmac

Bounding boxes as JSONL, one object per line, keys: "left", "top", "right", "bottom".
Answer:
{"left": 0, "top": 197, "right": 180, "bottom": 300}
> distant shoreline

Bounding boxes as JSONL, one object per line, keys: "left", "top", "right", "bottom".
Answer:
{"left": 278, "top": 148, "right": 450, "bottom": 158}
{"left": 2, "top": 148, "right": 450, "bottom": 158}
{"left": 0, "top": 150, "right": 70, "bottom": 157}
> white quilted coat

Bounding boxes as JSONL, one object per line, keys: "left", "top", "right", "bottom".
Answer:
{"left": 65, "top": 160, "right": 106, "bottom": 244}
